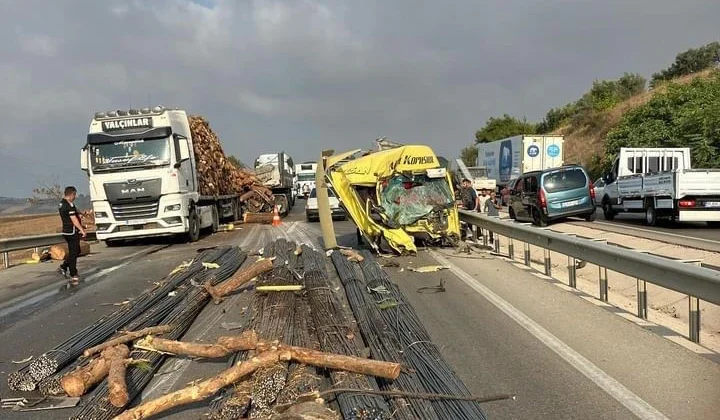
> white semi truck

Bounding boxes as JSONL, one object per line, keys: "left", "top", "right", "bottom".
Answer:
{"left": 254, "top": 153, "right": 295, "bottom": 216}
{"left": 295, "top": 162, "right": 318, "bottom": 199}
{"left": 477, "top": 135, "right": 565, "bottom": 188}
{"left": 600, "top": 147, "right": 720, "bottom": 226}
{"left": 81, "top": 106, "right": 242, "bottom": 245}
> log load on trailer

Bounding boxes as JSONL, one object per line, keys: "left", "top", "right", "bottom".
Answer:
{"left": 325, "top": 145, "right": 460, "bottom": 254}
{"left": 601, "top": 147, "right": 720, "bottom": 226}
{"left": 254, "top": 153, "right": 296, "bottom": 216}
{"left": 81, "top": 106, "right": 274, "bottom": 245}
{"left": 477, "top": 134, "right": 564, "bottom": 188}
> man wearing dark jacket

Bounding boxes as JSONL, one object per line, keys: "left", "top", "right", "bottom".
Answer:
{"left": 58, "top": 186, "right": 86, "bottom": 284}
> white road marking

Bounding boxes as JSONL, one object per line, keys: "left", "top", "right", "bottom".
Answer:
{"left": 429, "top": 250, "right": 670, "bottom": 420}
{"left": 581, "top": 220, "right": 720, "bottom": 248}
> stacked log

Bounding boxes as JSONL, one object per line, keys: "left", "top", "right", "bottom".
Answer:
{"left": 188, "top": 116, "right": 275, "bottom": 212}
{"left": 49, "top": 241, "right": 91, "bottom": 261}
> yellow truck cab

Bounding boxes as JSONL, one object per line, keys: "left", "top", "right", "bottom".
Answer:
{"left": 325, "top": 145, "right": 460, "bottom": 254}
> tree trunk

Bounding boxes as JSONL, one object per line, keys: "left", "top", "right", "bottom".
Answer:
{"left": 108, "top": 345, "right": 131, "bottom": 408}
{"left": 136, "top": 330, "right": 258, "bottom": 359}
{"left": 49, "top": 241, "right": 91, "bottom": 261}
{"left": 83, "top": 325, "right": 173, "bottom": 357}
{"left": 204, "top": 258, "right": 274, "bottom": 304}
{"left": 243, "top": 212, "right": 275, "bottom": 224}
{"left": 61, "top": 345, "right": 128, "bottom": 397}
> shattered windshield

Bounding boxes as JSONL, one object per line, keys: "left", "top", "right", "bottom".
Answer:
{"left": 380, "top": 175, "right": 454, "bottom": 226}
{"left": 90, "top": 137, "right": 171, "bottom": 173}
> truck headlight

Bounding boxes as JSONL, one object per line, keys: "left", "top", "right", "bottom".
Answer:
{"left": 95, "top": 211, "right": 108, "bottom": 218}
{"left": 165, "top": 204, "right": 181, "bottom": 212}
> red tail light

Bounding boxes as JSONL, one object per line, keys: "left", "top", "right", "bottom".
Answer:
{"left": 538, "top": 188, "right": 547, "bottom": 209}
{"left": 589, "top": 181, "right": 596, "bottom": 200}
{"left": 679, "top": 199, "right": 696, "bottom": 208}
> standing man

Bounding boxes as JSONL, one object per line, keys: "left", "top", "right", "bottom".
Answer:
{"left": 484, "top": 191, "right": 502, "bottom": 243}
{"left": 58, "top": 186, "right": 86, "bottom": 284}
{"left": 458, "top": 179, "right": 477, "bottom": 240}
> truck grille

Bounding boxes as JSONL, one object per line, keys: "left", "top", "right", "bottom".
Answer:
{"left": 111, "top": 201, "right": 159, "bottom": 221}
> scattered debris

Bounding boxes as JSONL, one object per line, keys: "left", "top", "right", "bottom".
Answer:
{"left": 339, "top": 249, "right": 364, "bottom": 262}
{"left": 256, "top": 285, "right": 305, "bottom": 292}
{"left": 220, "top": 322, "right": 245, "bottom": 331}
{"left": 407, "top": 265, "right": 450, "bottom": 273}
{"left": 380, "top": 259, "right": 400, "bottom": 268}
{"left": 11, "top": 356, "right": 33, "bottom": 364}
{"left": 202, "top": 262, "right": 221, "bottom": 269}
{"left": 417, "top": 280, "right": 446, "bottom": 294}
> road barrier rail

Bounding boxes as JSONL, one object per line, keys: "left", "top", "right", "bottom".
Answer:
{"left": 459, "top": 210, "right": 720, "bottom": 344}
{"left": 0, "top": 232, "right": 97, "bottom": 269}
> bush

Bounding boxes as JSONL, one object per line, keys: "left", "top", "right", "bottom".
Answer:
{"left": 651, "top": 41, "right": 720, "bottom": 87}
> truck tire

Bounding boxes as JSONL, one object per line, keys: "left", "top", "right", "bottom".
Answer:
{"left": 187, "top": 210, "right": 200, "bottom": 242}
{"left": 211, "top": 206, "right": 219, "bottom": 233}
{"left": 602, "top": 197, "right": 615, "bottom": 221}
{"left": 645, "top": 202, "right": 657, "bottom": 226}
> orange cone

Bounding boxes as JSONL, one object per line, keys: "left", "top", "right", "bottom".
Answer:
{"left": 272, "top": 205, "right": 282, "bottom": 227}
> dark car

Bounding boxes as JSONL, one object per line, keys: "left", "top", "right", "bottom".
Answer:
{"left": 508, "top": 165, "right": 596, "bottom": 226}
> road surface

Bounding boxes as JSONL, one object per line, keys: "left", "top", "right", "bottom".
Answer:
{"left": 0, "top": 203, "right": 717, "bottom": 419}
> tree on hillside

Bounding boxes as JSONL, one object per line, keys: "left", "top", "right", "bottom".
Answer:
{"left": 29, "top": 180, "right": 64, "bottom": 204}
{"left": 651, "top": 41, "right": 720, "bottom": 87}
{"left": 227, "top": 155, "right": 247, "bottom": 169}
{"left": 459, "top": 144, "right": 478, "bottom": 167}
{"left": 475, "top": 114, "right": 537, "bottom": 143}
{"left": 605, "top": 72, "right": 720, "bottom": 170}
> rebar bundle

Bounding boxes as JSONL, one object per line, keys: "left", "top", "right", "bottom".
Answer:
{"left": 331, "top": 252, "right": 439, "bottom": 420}
{"left": 8, "top": 248, "right": 233, "bottom": 392}
{"left": 357, "top": 251, "right": 488, "bottom": 420}
{"left": 301, "top": 245, "right": 391, "bottom": 420}
{"left": 71, "top": 246, "right": 246, "bottom": 420}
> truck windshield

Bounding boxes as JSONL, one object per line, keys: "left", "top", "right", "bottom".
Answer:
{"left": 90, "top": 137, "right": 171, "bottom": 173}
{"left": 381, "top": 175, "right": 454, "bottom": 226}
{"left": 298, "top": 174, "right": 315, "bottom": 182}
{"left": 543, "top": 168, "right": 587, "bottom": 192}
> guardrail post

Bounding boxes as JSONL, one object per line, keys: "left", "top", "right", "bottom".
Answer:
{"left": 637, "top": 279, "right": 648, "bottom": 319}
{"left": 2, "top": 251, "right": 9, "bottom": 269}
{"left": 472, "top": 225, "right": 478, "bottom": 243}
{"left": 568, "top": 256, "right": 576, "bottom": 288}
{"left": 598, "top": 267, "right": 608, "bottom": 302}
{"left": 482, "top": 229, "right": 489, "bottom": 247}
{"left": 33, "top": 246, "right": 39, "bottom": 255}
{"left": 689, "top": 296, "right": 700, "bottom": 343}
{"left": 544, "top": 249, "right": 551, "bottom": 276}
{"left": 494, "top": 235, "right": 500, "bottom": 254}
{"left": 508, "top": 239, "right": 514, "bottom": 260}
{"left": 524, "top": 243, "right": 530, "bottom": 266}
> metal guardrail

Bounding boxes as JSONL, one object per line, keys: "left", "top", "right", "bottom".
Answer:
{"left": 459, "top": 210, "right": 720, "bottom": 343}
{"left": 0, "top": 232, "right": 97, "bottom": 269}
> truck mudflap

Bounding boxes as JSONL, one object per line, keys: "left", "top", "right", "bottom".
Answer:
{"left": 327, "top": 145, "right": 460, "bottom": 254}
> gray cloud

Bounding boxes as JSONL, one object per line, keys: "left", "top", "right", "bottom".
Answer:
{"left": 0, "top": 0, "right": 718, "bottom": 197}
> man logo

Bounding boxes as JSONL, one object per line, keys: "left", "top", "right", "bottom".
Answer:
{"left": 121, "top": 188, "right": 145, "bottom": 194}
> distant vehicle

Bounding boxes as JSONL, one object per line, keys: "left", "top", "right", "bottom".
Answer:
{"left": 295, "top": 162, "right": 317, "bottom": 200}
{"left": 254, "top": 153, "right": 295, "bottom": 215}
{"left": 455, "top": 159, "right": 496, "bottom": 191}
{"left": 593, "top": 178, "right": 606, "bottom": 207}
{"left": 305, "top": 188, "right": 346, "bottom": 222}
{"left": 477, "top": 135, "right": 565, "bottom": 188}
{"left": 508, "top": 165, "right": 595, "bottom": 226}
{"left": 601, "top": 148, "right": 720, "bottom": 226}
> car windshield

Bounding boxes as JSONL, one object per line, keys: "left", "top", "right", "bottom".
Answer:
{"left": 90, "top": 137, "right": 171, "bottom": 172}
{"left": 309, "top": 188, "right": 335, "bottom": 198}
{"left": 543, "top": 168, "right": 587, "bottom": 193}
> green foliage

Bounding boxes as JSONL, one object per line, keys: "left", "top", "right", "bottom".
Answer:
{"left": 227, "top": 155, "right": 246, "bottom": 169}
{"left": 605, "top": 72, "right": 720, "bottom": 170}
{"left": 651, "top": 42, "right": 720, "bottom": 87}
{"left": 459, "top": 144, "right": 478, "bottom": 167}
{"left": 537, "top": 103, "right": 578, "bottom": 133}
{"left": 475, "top": 114, "right": 537, "bottom": 143}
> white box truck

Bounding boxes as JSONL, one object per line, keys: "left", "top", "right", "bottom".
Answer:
{"left": 600, "top": 147, "right": 720, "bottom": 226}
{"left": 477, "top": 135, "right": 565, "bottom": 187}
{"left": 295, "top": 162, "right": 317, "bottom": 199}
{"left": 81, "top": 106, "right": 242, "bottom": 245}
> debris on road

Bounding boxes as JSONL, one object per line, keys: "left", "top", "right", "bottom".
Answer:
{"left": 48, "top": 241, "right": 91, "bottom": 260}
{"left": 407, "top": 265, "right": 450, "bottom": 273}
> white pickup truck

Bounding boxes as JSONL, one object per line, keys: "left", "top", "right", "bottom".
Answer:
{"left": 600, "top": 147, "right": 720, "bottom": 226}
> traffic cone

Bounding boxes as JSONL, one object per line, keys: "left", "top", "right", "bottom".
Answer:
{"left": 272, "top": 205, "right": 282, "bottom": 227}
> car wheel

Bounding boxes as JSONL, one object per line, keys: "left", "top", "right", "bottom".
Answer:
{"left": 532, "top": 207, "right": 548, "bottom": 227}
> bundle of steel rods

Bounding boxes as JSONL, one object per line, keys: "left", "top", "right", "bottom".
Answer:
{"left": 8, "top": 249, "right": 224, "bottom": 392}
{"left": 71, "top": 246, "right": 246, "bottom": 420}
{"left": 331, "top": 252, "right": 439, "bottom": 420}
{"left": 357, "top": 251, "right": 488, "bottom": 420}
{"left": 301, "top": 245, "right": 391, "bottom": 420}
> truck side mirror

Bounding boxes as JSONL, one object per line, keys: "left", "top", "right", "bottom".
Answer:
{"left": 80, "top": 147, "right": 89, "bottom": 172}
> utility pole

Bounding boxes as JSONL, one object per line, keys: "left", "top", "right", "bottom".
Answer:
{"left": 316, "top": 149, "right": 337, "bottom": 250}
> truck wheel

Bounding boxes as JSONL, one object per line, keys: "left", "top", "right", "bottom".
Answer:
{"left": 532, "top": 207, "right": 548, "bottom": 227}
{"left": 645, "top": 202, "right": 657, "bottom": 226}
{"left": 187, "top": 211, "right": 200, "bottom": 242}
{"left": 602, "top": 198, "right": 615, "bottom": 221}
{"left": 211, "top": 206, "right": 219, "bottom": 233}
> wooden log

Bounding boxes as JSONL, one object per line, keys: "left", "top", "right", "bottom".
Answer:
{"left": 339, "top": 249, "right": 364, "bottom": 262}
{"left": 49, "top": 241, "right": 91, "bottom": 261}
{"left": 61, "top": 345, "right": 127, "bottom": 397}
{"left": 83, "top": 325, "right": 174, "bottom": 357}
{"left": 136, "top": 330, "right": 258, "bottom": 359}
{"left": 204, "top": 258, "right": 274, "bottom": 304}
{"left": 113, "top": 350, "right": 286, "bottom": 420}
{"left": 283, "top": 345, "right": 400, "bottom": 380}
{"left": 108, "top": 345, "right": 131, "bottom": 408}
{"left": 243, "top": 212, "right": 274, "bottom": 224}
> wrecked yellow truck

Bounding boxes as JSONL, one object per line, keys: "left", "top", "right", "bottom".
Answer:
{"left": 325, "top": 145, "right": 460, "bottom": 254}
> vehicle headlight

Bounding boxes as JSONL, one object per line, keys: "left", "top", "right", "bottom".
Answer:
{"left": 94, "top": 211, "right": 108, "bottom": 218}
{"left": 165, "top": 204, "right": 181, "bottom": 212}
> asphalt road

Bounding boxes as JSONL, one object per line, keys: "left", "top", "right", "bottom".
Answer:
{"left": 0, "top": 203, "right": 718, "bottom": 419}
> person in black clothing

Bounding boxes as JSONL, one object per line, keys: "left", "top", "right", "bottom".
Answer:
{"left": 458, "top": 179, "right": 478, "bottom": 240}
{"left": 58, "top": 186, "right": 86, "bottom": 284}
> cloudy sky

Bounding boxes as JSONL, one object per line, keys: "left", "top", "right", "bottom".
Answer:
{"left": 0, "top": 0, "right": 718, "bottom": 197}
